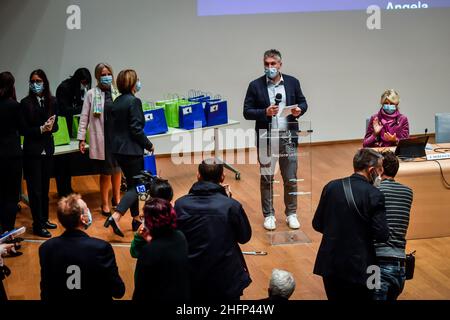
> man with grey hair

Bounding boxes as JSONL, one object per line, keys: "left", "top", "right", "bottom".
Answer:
{"left": 244, "top": 49, "right": 308, "bottom": 231}
{"left": 267, "top": 269, "right": 296, "bottom": 301}
{"left": 313, "top": 148, "right": 389, "bottom": 300}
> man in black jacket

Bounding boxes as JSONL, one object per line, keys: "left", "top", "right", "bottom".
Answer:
{"left": 174, "top": 160, "right": 252, "bottom": 301}
{"left": 39, "top": 194, "right": 125, "bottom": 300}
{"left": 312, "top": 148, "right": 389, "bottom": 300}
{"left": 243, "top": 49, "right": 308, "bottom": 231}
{"left": 54, "top": 68, "right": 91, "bottom": 197}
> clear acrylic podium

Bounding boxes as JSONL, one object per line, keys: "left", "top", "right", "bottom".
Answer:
{"left": 257, "top": 121, "right": 313, "bottom": 246}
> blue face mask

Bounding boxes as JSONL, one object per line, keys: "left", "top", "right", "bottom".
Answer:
{"left": 30, "top": 82, "right": 44, "bottom": 94}
{"left": 264, "top": 67, "right": 278, "bottom": 79}
{"left": 83, "top": 208, "right": 93, "bottom": 229}
{"left": 382, "top": 104, "right": 397, "bottom": 115}
{"left": 135, "top": 80, "right": 142, "bottom": 93}
{"left": 100, "top": 75, "right": 113, "bottom": 86}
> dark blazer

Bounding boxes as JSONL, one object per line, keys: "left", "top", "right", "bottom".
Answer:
{"left": 312, "top": 174, "right": 389, "bottom": 285}
{"left": 56, "top": 78, "right": 84, "bottom": 117}
{"left": 110, "top": 93, "right": 153, "bottom": 156}
{"left": 174, "top": 181, "right": 252, "bottom": 301}
{"left": 243, "top": 74, "right": 308, "bottom": 142}
{"left": 0, "top": 98, "right": 23, "bottom": 158}
{"left": 133, "top": 230, "right": 190, "bottom": 302}
{"left": 39, "top": 229, "right": 125, "bottom": 300}
{"left": 20, "top": 95, "right": 58, "bottom": 156}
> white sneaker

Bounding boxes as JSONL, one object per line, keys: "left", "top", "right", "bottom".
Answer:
{"left": 263, "top": 216, "right": 277, "bottom": 231}
{"left": 286, "top": 214, "right": 300, "bottom": 229}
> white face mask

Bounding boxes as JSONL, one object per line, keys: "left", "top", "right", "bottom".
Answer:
{"left": 369, "top": 169, "right": 382, "bottom": 188}
{"left": 264, "top": 67, "right": 278, "bottom": 79}
{"left": 373, "top": 175, "right": 382, "bottom": 188}
{"left": 83, "top": 209, "right": 93, "bottom": 229}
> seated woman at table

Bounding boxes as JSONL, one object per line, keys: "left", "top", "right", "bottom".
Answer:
{"left": 363, "top": 89, "right": 409, "bottom": 148}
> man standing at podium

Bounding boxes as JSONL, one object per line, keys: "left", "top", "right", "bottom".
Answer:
{"left": 244, "top": 49, "right": 308, "bottom": 231}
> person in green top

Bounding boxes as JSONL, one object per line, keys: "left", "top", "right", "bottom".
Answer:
{"left": 130, "top": 178, "right": 174, "bottom": 258}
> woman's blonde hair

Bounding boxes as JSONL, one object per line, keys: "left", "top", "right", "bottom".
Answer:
{"left": 380, "top": 89, "right": 400, "bottom": 105}
{"left": 94, "top": 63, "right": 115, "bottom": 86}
{"left": 116, "top": 69, "right": 138, "bottom": 94}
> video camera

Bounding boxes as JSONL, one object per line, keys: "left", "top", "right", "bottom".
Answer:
{"left": 133, "top": 170, "right": 158, "bottom": 201}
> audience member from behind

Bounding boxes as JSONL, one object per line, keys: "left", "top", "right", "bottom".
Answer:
{"left": 133, "top": 198, "right": 190, "bottom": 302}
{"left": 39, "top": 194, "right": 125, "bottom": 300}
{"left": 374, "top": 151, "right": 413, "bottom": 300}
{"left": 312, "top": 148, "right": 389, "bottom": 301}
{"left": 265, "top": 269, "right": 296, "bottom": 301}
{"left": 130, "top": 178, "right": 174, "bottom": 259}
{"left": 175, "top": 159, "right": 252, "bottom": 301}
{"left": 364, "top": 89, "right": 409, "bottom": 147}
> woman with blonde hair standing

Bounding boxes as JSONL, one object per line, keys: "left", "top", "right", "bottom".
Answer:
{"left": 77, "top": 63, "right": 122, "bottom": 216}
{"left": 364, "top": 89, "right": 410, "bottom": 148}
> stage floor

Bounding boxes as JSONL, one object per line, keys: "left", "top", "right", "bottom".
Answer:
{"left": 4, "top": 142, "right": 450, "bottom": 300}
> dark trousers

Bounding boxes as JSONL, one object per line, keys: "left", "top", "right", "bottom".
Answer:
{"left": 23, "top": 155, "right": 53, "bottom": 230}
{"left": 54, "top": 154, "right": 73, "bottom": 197}
{"left": 0, "top": 280, "right": 7, "bottom": 301}
{"left": 323, "top": 277, "right": 372, "bottom": 301}
{"left": 0, "top": 157, "right": 22, "bottom": 232}
{"left": 114, "top": 154, "right": 143, "bottom": 217}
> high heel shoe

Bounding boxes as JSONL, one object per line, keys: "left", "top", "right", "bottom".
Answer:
{"left": 101, "top": 210, "right": 112, "bottom": 217}
{"left": 104, "top": 216, "right": 124, "bottom": 237}
{"left": 132, "top": 219, "right": 142, "bottom": 232}
{"left": 101, "top": 205, "right": 112, "bottom": 217}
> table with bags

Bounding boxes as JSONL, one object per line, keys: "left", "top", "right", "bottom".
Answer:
{"left": 47, "top": 93, "right": 242, "bottom": 179}
{"left": 141, "top": 94, "right": 241, "bottom": 179}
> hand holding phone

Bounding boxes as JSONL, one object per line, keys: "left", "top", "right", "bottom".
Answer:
{"left": 43, "top": 115, "right": 56, "bottom": 132}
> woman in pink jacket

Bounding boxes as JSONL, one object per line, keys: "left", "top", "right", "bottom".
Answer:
{"left": 77, "top": 63, "right": 121, "bottom": 216}
{"left": 364, "top": 89, "right": 410, "bottom": 148}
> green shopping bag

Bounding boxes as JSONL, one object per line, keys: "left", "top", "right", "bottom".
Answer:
{"left": 52, "top": 116, "right": 71, "bottom": 146}
{"left": 164, "top": 101, "right": 180, "bottom": 128}
{"left": 72, "top": 115, "right": 89, "bottom": 144}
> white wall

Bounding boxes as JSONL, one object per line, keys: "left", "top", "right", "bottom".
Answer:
{"left": 1, "top": 0, "right": 450, "bottom": 153}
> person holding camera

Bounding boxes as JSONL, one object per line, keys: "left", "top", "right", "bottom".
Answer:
{"left": 174, "top": 159, "right": 252, "bottom": 301}
{"left": 132, "top": 198, "right": 190, "bottom": 302}
{"left": 130, "top": 178, "right": 174, "bottom": 259}
{"left": 373, "top": 151, "right": 413, "bottom": 300}
{"left": 104, "top": 69, "right": 154, "bottom": 237}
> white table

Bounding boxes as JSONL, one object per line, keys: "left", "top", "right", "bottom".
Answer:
{"left": 147, "top": 120, "right": 242, "bottom": 179}
{"left": 52, "top": 120, "right": 242, "bottom": 176}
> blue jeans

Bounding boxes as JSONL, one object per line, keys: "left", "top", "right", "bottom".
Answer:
{"left": 373, "top": 260, "right": 406, "bottom": 300}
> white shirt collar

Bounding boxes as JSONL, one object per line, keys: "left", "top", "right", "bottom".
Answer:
{"left": 267, "top": 73, "right": 284, "bottom": 86}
